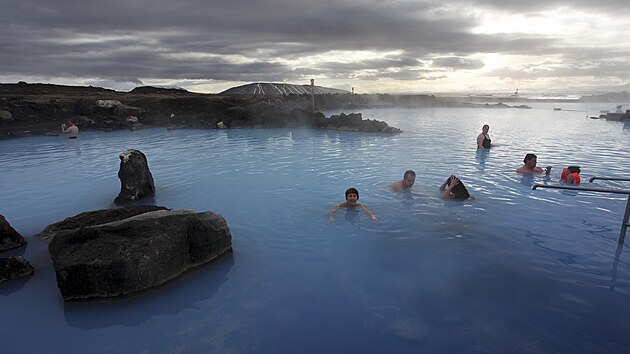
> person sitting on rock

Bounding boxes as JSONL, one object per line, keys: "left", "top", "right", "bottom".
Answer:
{"left": 329, "top": 187, "right": 378, "bottom": 223}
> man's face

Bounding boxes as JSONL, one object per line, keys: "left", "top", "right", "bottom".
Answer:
{"left": 526, "top": 157, "right": 537, "bottom": 168}
{"left": 346, "top": 193, "right": 358, "bottom": 205}
{"left": 403, "top": 175, "right": 416, "bottom": 189}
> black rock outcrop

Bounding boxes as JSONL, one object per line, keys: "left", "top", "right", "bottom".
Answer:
{"left": 0, "top": 256, "right": 34, "bottom": 283}
{"left": 48, "top": 208, "right": 233, "bottom": 301}
{"left": 37, "top": 205, "right": 168, "bottom": 240}
{"left": 0, "top": 214, "right": 26, "bottom": 251}
{"left": 114, "top": 149, "right": 156, "bottom": 205}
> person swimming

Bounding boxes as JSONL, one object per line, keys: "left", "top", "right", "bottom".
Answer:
{"left": 329, "top": 187, "right": 378, "bottom": 223}
{"left": 561, "top": 166, "right": 581, "bottom": 184}
{"left": 439, "top": 175, "right": 471, "bottom": 200}
{"left": 390, "top": 170, "right": 416, "bottom": 192}
{"left": 516, "top": 153, "right": 551, "bottom": 174}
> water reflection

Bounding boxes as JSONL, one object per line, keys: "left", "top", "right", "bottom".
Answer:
{"left": 344, "top": 208, "right": 360, "bottom": 224}
{"left": 475, "top": 148, "right": 489, "bottom": 170}
{"left": 63, "top": 254, "right": 234, "bottom": 329}
{"left": 609, "top": 243, "right": 624, "bottom": 291}
{"left": 68, "top": 138, "right": 82, "bottom": 156}
{"left": 0, "top": 276, "right": 30, "bottom": 296}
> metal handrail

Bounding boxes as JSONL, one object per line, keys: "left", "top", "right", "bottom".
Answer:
{"left": 589, "top": 176, "right": 630, "bottom": 183}
{"left": 532, "top": 183, "right": 630, "bottom": 244}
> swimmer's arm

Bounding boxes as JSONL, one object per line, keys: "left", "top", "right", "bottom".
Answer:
{"left": 360, "top": 205, "right": 378, "bottom": 221}
{"left": 329, "top": 203, "right": 345, "bottom": 222}
{"left": 439, "top": 180, "right": 448, "bottom": 191}
{"left": 441, "top": 183, "right": 455, "bottom": 199}
{"left": 476, "top": 134, "right": 485, "bottom": 148}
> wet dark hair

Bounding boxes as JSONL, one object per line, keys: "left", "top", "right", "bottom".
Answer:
{"left": 567, "top": 166, "right": 581, "bottom": 174}
{"left": 523, "top": 153, "right": 537, "bottom": 163}
{"left": 345, "top": 187, "right": 359, "bottom": 200}
{"left": 403, "top": 170, "right": 416, "bottom": 179}
{"left": 445, "top": 175, "right": 470, "bottom": 200}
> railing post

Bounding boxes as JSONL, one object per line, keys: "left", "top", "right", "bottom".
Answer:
{"left": 620, "top": 195, "right": 630, "bottom": 244}
{"left": 532, "top": 183, "right": 630, "bottom": 245}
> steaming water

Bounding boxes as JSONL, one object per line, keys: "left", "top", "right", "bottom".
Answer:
{"left": 1, "top": 102, "right": 629, "bottom": 353}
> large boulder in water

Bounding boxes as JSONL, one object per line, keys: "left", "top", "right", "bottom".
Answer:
{"left": 322, "top": 112, "right": 401, "bottom": 133}
{"left": 36, "top": 205, "right": 168, "bottom": 240}
{"left": 114, "top": 149, "right": 156, "bottom": 205}
{"left": 0, "top": 214, "right": 26, "bottom": 251}
{"left": 0, "top": 256, "right": 34, "bottom": 283}
{"left": 48, "top": 208, "right": 233, "bottom": 301}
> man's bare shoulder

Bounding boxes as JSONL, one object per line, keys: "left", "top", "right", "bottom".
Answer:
{"left": 390, "top": 181, "right": 404, "bottom": 192}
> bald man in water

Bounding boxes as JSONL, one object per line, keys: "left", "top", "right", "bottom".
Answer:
{"left": 391, "top": 170, "right": 416, "bottom": 192}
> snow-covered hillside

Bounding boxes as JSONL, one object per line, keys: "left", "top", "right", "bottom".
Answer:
{"left": 221, "top": 82, "right": 349, "bottom": 95}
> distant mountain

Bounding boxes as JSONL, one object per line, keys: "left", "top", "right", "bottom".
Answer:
{"left": 131, "top": 86, "right": 189, "bottom": 94}
{"left": 578, "top": 91, "right": 630, "bottom": 103}
{"left": 0, "top": 81, "right": 116, "bottom": 95}
{"left": 221, "top": 82, "right": 350, "bottom": 95}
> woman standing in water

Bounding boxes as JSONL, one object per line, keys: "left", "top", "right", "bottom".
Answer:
{"left": 476, "top": 124, "right": 491, "bottom": 149}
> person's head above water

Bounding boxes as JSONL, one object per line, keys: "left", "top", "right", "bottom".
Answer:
{"left": 567, "top": 166, "right": 581, "bottom": 174}
{"left": 345, "top": 187, "right": 359, "bottom": 200}
{"left": 523, "top": 153, "right": 537, "bottom": 164}
{"left": 402, "top": 170, "right": 416, "bottom": 189}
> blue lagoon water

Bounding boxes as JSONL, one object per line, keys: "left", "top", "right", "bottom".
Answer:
{"left": 1, "top": 102, "right": 630, "bottom": 353}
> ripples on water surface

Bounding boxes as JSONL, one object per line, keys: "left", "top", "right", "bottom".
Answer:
{"left": 1, "top": 103, "right": 629, "bottom": 353}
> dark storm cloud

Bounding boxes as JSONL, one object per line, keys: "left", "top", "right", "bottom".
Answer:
{"left": 0, "top": 0, "right": 627, "bottom": 90}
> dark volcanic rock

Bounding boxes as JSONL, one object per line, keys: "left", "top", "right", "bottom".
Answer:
{"left": 323, "top": 113, "right": 401, "bottom": 133}
{"left": 114, "top": 149, "right": 156, "bottom": 205}
{"left": 36, "top": 205, "right": 169, "bottom": 240}
{"left": 0, "top": 214, "right": 26, "bottom": 251}
{"left": 48, "top": 208, "right": 233, "bottom": 301}
{"left": 0, "top": 256, "right": 34, "bottom": 283}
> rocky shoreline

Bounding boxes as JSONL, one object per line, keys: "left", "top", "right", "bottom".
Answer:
{"left": 0, "top": 83, "right": 406, "bottom": 138}
{"left": 0, "top": 82, "right": 546, "bottom": 139}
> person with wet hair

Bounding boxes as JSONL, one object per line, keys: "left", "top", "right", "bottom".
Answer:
{"left": 516, "top": 153, "right": 551, "bottom": 174}
{"left": 329, "top": 187, "right": 378, "bottom": 223}
{"left": 439, "top": 175, "right": 471, "bottom": 200}
{"left": 561, "top": 166, "right": 581, "bottom": 184}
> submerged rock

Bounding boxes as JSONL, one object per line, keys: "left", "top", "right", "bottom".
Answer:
{"left": 114, "top": 149, "right": 156, "bottom": 205}
{"left": 0, "top": 214, "right": 26, "bottom": 251}
{"left": 0, "top": 256, "right": 34, "bottom": 283}
{"left": 48, "top": 208, "right": 232, "bottom": 301}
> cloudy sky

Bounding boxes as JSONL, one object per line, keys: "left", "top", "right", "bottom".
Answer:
{"left": 1, "top": 0, "right": 629, "bottom": 95}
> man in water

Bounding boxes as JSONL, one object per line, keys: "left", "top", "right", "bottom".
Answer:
{"left": 516, "top": 153, "right": 551, "bottom": 174}
{"left": 390, "top": 170, "right": 416, "bottom": 192}
{"left": 61, "top": 120, "right": 79, "bottom": 138}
